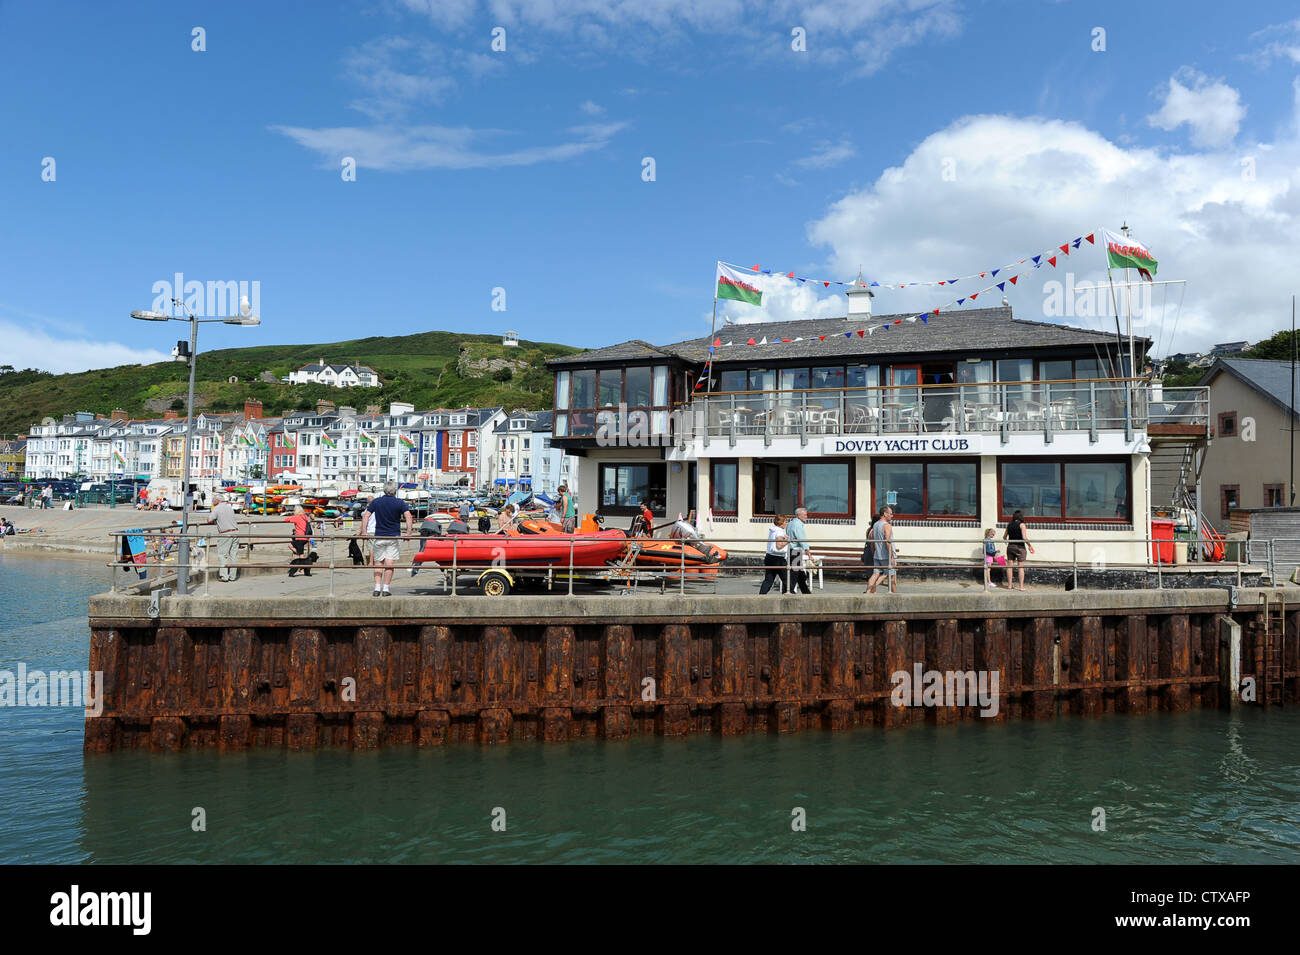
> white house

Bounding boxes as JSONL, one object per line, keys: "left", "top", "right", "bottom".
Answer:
{"left": 287, "top": 359, "right": 381, "bottom": 388}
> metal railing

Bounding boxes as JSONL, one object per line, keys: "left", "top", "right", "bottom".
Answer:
{"left": 107, "top": 525, "right": 1265, "bottom": 597}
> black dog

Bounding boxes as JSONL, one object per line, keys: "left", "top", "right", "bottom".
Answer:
{"left": 347, "top": 537, "right": 366, "bottom": 566}
{"left": 288, "top": 551, "right": 320, "bottom": 577}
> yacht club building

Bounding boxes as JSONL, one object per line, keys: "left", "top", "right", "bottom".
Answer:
{"left": 548, "top": 304, "right": 1209, "bottom": 562}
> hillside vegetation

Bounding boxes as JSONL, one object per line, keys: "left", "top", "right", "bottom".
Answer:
{"left": 0, "top": 331, "right": 580, "bottom": 434}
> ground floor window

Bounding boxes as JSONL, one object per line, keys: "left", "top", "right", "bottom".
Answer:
{"left": 599, "top": 462, "right": 666, "bottom": 514}
{"left": 1264, "top": 483, "right": 1285, "bottom": 507}
{"left": 1221, "top": 484, "right": 1239, "bottom": 520}
{"left": 999, "top": 457, "right": 1129, "bottom": 521}
{"left": 872, "top": 459, "right": 978, "bottom": 518}
{"left": 752, "top": 458, "right": 853, "bottom": 518}
{"left": 711, "top": 460, "right": 738, "bottom": 515}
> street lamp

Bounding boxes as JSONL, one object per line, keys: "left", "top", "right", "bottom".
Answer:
{"left": 131, "top": 298, "right": 260, "bottom": 596}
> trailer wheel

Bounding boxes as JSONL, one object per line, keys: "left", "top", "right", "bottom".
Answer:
{"left": 480, "top": 571, "right": 512, "bottom": 597}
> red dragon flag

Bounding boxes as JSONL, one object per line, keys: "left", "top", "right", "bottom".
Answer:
{"left": 1103, "top": 229, "right": 1158, "bottom": 281}
{"left": 717, "top": 262, "right": 763, "bottom": 306}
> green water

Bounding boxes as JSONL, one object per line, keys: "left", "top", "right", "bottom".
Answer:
{"left": 2, "top": 553, "right": 1298, "bottom": 864}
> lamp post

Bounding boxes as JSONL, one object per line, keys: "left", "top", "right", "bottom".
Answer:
{"left": 132, "top": 298, "right": 260, "bottom": 595}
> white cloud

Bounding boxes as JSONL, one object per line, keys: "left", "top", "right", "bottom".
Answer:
{"left": 714, "top": 273, "right": 848, "bottom": 327}
{"left": 793, "top": 139, "right": 856, "bottom": 169}
{"left": 344, "top": 36, "right": 504, "bottom": 120}
{"left": 271, "top": 122, "right": 622, "bottom": 170}
{"left": 799, "top": 108, "right": 1300, "bottom": 353}
{"left": 1247, "top": 18, "right": 1300, "bottom": 66}
{"left": 0, "top": 322, "right": 170, "bottom": 374}
{"left": 578, "top": 99, "right": 605, "bottom": 115}
{"left": 401, "top": 0, "right": 962, "bottom": 76}
{"left": 1147, "top": 69, "right": 1245, "bottom": 148}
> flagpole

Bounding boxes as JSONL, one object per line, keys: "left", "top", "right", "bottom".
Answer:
{"left": 707, "top": 292, "right": 718, "bottom": 393}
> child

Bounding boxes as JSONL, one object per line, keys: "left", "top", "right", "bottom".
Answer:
{"left": 983, "top": 529, "right": 1004, "bottom": 588}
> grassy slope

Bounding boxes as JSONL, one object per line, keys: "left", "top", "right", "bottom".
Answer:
{"left": 0, "top": 331, "right": 579, "bottom": 434}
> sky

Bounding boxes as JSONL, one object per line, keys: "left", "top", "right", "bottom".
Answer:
{"left": 2, "top": 0, "right": 1300, "bottom": 374}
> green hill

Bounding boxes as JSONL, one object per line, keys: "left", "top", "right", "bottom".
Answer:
{"left": 0, "top": 331, "right": 581, "bottom": 434}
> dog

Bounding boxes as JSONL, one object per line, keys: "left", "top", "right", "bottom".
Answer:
{"left": 347, "top": 537, "right": 366, "bottom": 566}
{"left": 288, "top": 550, "right": 320, "bottom": 577}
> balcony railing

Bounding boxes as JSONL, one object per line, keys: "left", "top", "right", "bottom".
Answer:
{"left": 673, "top": 380, "right": 1209, "bottom": 446}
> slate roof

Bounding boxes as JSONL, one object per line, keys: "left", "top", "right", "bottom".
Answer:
{"left": 1202, "top": 358, "right": 1300, "bottom": 418}
{"left": 296, "top": 362, "right": 378, "bottom": 375}
{"left": 548, "top": 308, "right": 1135, "bottom": 367}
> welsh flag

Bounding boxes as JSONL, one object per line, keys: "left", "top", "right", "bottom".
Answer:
{"left": 322, "top": 431, "right": 337, "bottom": 449}
{"left": 359, "top": 432, "right": 375, "bottom": 445}
{"left": 1104, "top": 229, "right": 1158, "bottom": 281}
{"left": 717, "top": 262, "right": 762, "bottom": 306}
{"left": 399, "top": 433, "right": 416, "bottom": 449}
{"left": 281, "top": 434, "right": 295, "bottom": 449}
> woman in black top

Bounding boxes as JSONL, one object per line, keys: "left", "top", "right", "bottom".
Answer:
{"left": 1002, "top": 509, "right": 1035, "bottom": 591}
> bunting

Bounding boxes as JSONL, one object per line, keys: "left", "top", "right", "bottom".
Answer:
{"left": 707, "top": 232, "right": 1103, "bottom": 348}
{"left": 727, "top": 233, "right": 1095, "bottom": 293}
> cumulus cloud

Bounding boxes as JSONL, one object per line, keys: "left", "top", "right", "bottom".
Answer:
{"left": 1147, "top": 69, "right": 1246, "bottom": 148}
{"left": 797, "top": 107, "right": 1300, "bottom": 353}
{"left": 344, "top": 35, "right": 505, "bottom": 120}
{"left": 578, "top": 99, "right": 605, "bottom": 115}
{"left": 0, "top": 321, "right": 170, "bottom": 374}
{"left": 271, "top": 122, "right": 623, "bottom": 171}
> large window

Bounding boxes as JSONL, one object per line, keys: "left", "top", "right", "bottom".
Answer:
{"left": 555, "top": 365, "right": 672, "bottom": 439}
{"left": 599, "top": 463, "right": 667, "bottom": 514}
{"left": 711, "top": 460, "right": 738, "bottom": 515}
{"left": 873, "top": 460, "right": 978, "bottom": 518}
{"left": 999, "top": 458, "right": 1130, "bottom": 521}
{"left": 752, "top": 459, "right": 853, "bottom": 518}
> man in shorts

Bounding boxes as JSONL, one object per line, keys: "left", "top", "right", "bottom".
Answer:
{"left": 361, "top": 481, "right": 413, "bottom": 597}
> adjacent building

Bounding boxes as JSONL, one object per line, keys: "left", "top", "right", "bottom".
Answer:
{"left": 286, "top": 359, "right": 380, "bottom": 388}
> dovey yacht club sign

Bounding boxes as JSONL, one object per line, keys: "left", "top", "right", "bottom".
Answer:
{"left": 824, "top": 435, "right": 983, "bottom": 455}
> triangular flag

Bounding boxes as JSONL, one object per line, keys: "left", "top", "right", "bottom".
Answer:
{"left": 1032, "top": 255, "right": 1041, "bottom": 265}
{"left": 845, "top": 332, "right": 852, "bottom": 338}
{"left": 793, "top": 336, "right": 803, "bottom": 342}
{"left": 712, "top": 338, "right": 721, "bottom": 347}
{"left": 980, "top": 272, "right": 986, "bottom": 278}
{"left": 949, "top": 279, "right": 957, "bottom": 284}
{"left": 781, "top": 338, "right": 792, "bottom": 343}
{"left": 797, "top": 277, "right": 806, "bottom": 283}
{"left": 906, "top": 316, "right": 917, "bottom": 322}
{"left": 970, "top": 292, "right": 978, "bottom": 300}
{"left": 957, "top": 298, "right": 965, "bottom": 305}
{"left": 762, "top": 270, "right": 772, "bottom": 274}
{"left": 818, "top": 335, "right": 826, "bottom": 341}
{"left": 939, "top": 281, "right": 946, "bottom": 286}
{"left": 992, "top": 269, "right": 999, "bottom": 277}
{"left": 1085, "top": 233, "right": 1095, "bottom": 244}
{"left": 1048, "top": 256, "right": 1057, "bottom": 267}
{"left": 932, "top": 308, "right": 940, "bottom": 315}
{"left": 823, "top": 281, "right": 830, "bottom": 288}
{"left": 921, "top": 314, "right": 927, "bottom": 323}
{"left": 746, "top": 337, "right": 756, "bottom": 345}
{"left": 1072, "top": 237, "right": 1082, "bottom": 249}
{"left": 894, "top": 319, "right": 902, "bottom": 324}
{"left": 787, "top": 271, "right": 794, "bottom": 279}
{"left": 1009, "top": 275, "right": 1018, "bottom": 285}
{"left": 857, "top": 329, "right": 865, "bottom": 337}
{"left": 997, "top": 282, "right": 1005, "bottom": 291}
{"left": 750, "top": 264, "right": 760, "bottom": 271}
{"left": 758, "top": 336, "right": 767, "bottom": 345}
{"left": 1059, "top": 244, "right": 1069, "bottom": 254}
{"left": 870, "top": 281, "right": 879, "bottom": 287}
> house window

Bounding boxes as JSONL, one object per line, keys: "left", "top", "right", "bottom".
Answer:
{"left": 450, "top": 453, "right": 462, "bottom": 467}
{"left": 999, "top": 458, "right": 1129, "bottom": 521}
{"left": 1221, "top": 484, "right": 1240, "bottom": 520}
{"left": 450, "top": 432, "right": 462, "bottom": 447}
{"left": 598, "top": 463, "right": 667, "bottom": 513}
{"left": 711, "top": 460, "right": 738, "bottom": 515}
{"left": 467, "top": 452, "right": 477, "bottom": 467}
{"left": 1264, "top": 484, "right": 1285, "bottom": 507}
{"left": 752, "top": 459, "right": 854, "bottom": 517}
{"left": 874, "top": 459, "right": 977, "bottom": 519}
{"left": 1218, "top": 412, "right": 1237, "bottom": 437}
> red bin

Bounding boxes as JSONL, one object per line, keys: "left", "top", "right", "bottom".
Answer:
{"left": 1150, "top": 518, "right": 1175, "bottom": 564}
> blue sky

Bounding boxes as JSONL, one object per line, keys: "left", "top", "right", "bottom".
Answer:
{"left": 2, "top": 0, "right": 1300, "bottom": 373}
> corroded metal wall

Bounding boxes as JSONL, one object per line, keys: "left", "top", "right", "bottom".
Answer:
{"left": 83, "top": 591, "right": 1297, "bottom": 751}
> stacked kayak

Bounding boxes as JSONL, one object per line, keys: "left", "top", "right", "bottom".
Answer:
{"left": 414, "top": 524, "right": 629, "bottom": 567}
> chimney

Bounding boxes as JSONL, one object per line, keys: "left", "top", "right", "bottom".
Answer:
{"left": 110, "top": 408, "right": 129, "bottom": 422}
{"left": 244, "top": 399, "right": 263, "bottom": 419}
{"left": 845, "top": 268, "right": 874, "bottom": 318}
{"left": 164, "top": 410, "right": 179, "bottom": 420}
{"left": 315, "top": 399, "right": 336, "bottom": 415}
{"left": 95, "top": 413, "right": 106, "bottom": 420}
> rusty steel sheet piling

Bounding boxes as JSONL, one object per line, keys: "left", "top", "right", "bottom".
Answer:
{"left": 83, "top": 589, "right": 1298, "bottom": 751}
